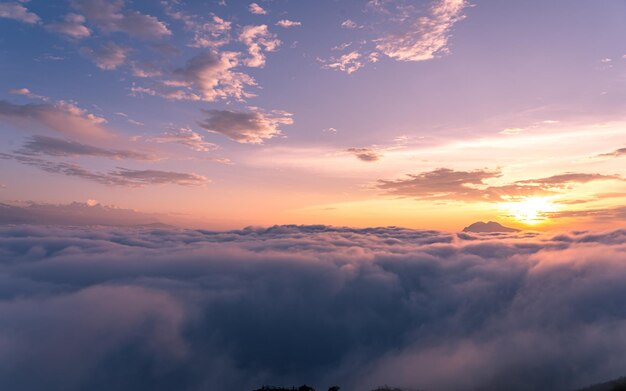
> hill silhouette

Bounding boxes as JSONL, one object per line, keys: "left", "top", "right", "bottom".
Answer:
{"left": 577, "top": 376, "right": 626, "bottom": 391}
{"left": 463, "top": 220, "right": 520, "bottom": 233}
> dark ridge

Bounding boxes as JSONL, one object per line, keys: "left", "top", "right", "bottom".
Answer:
{"left": 462, "top": 220, "right": 520, "bottom": 233}
{"left": 577, "top": 376, "right": 626, "bottom": 391}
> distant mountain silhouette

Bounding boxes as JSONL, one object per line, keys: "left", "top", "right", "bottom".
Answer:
{"left": 253, "top": 385, "right": 414, "bottom": 391}
{"left": 253, "top": 386, "right": 317, "bottom": 391}
{"left": 253, "top": 381, "right": 626, "bottom": 391}
{"left": 0, "top": 202, "right": 164, "bottom": 227}
{"left": 577, "top": 376, "right": 626, "bottom": 391}
{"left": 463, "top": 221, "right": 520, "bottom": 233}
{"left": 133, "top": 222, "right": 177, "bottom": 229}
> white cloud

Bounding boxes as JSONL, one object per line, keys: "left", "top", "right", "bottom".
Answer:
{"left": 46, "top": 13, "right": 91, "bottom": 39}
{"left": 321, "top": 51, "right": 364, "bottom": 74}
{"left": 376, "top": 0, "right": 468, "bottom": 61}
{"left": 9, "top": 87, "right": 48, "bottom": 101}
{"left": 248, "top": 2, "right": 267, "bottom": 15}
{"left": 151, "top": 127, "right": 219, "bottom": 152}
{"left": 341, "top": 19, "right": 359, "bottom": 29}
{"left": 190, "top": 15, "right": 232, "bottom": 48}
{"left": 131, "top": 49, "right": 258, "bottom": 103}
{"left": 131, "top": 60, "right": 162, "bottom": 78}
{"left": 127, "top": 119, "right": 144, "bottom": 126}
{"left": 0, "top": 2, "right": 40, "bottom": 24}
{"left": 275, "top": 19, "right": 301, "bottom": 28}
{"left": 171, "top": 51, "right": 256, "bottom": 101}
{"left": 163, "top": 2, "right": 232, "bottom": 48}
{"left": 500, "top": 127, "right": 524, "bottom": 135}
{"left": 239, "top": 25, "right": 281, "bottom": 68}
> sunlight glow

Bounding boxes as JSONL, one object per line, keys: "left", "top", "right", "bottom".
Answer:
{"left": 502, "top": 197, "right": 557, "bottom": 225}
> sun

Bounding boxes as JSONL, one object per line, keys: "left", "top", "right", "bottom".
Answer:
{"left": 502, "top": 197, "right": 557, "bottom": 225}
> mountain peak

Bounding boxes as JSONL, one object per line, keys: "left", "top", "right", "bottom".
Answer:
{"left": 463, "top": 221, "right": 520, "bottom": 233}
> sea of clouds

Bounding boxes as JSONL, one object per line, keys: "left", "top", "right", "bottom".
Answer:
{"left": 1, "top": 224, "right": 626, "bottom": 391}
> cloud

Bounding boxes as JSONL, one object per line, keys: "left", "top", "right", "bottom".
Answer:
{"left": 151, "top": 42, "right": 181, "bottom": 57}
{"left": 239, "top": 25, "right": 281, "bottom": 68}
{"left": 598, "top": 147, "right": 626, "bottom": 158}
{"left": 376, "top": 0, "right": 468, "bottom": 62}
{"left": 0, "top": 99, "right": 110, "bottom": 140}
{"left": 347, "top": 147, "right": 381, "bottom": 162}
{"left": 46, "top": 13, "right": 91, "bottom": 39}
{"left": 81, "top": 42, "right": 131, "bottom": 70}
{"left": 111, "top": 168, "right": 208, "bottom": 186}
{"left": 151, "top": 127, "right": 218, "bottom": 152}
{"left": 275, "top": 19, "right": 301, "bottom": 28}
{"left": 71, "top": 0, "right": 171, "bottom": 39}
{"left": 15, "top": 135, "right": 154, "bottom": 160}
{"left": 0, "top": 201, "right": 164, "bottom": 226}
{"left": 132, "top": 50, "right": 258, "bottom": 102}
{"left": 500, "top": 127, "right": 524, "bottom": 135}
{"left": 516, "top": 173, "right": 623, "bottom": 187}
{"left": 340, "top": 19, "right": 359, "bottom": 29}
{"left": 115, "top": 111, "right": 145, "bottom": 126}
{"left": 131, "top": 60, "right": 163, "bottom": 78}
{"left": 326, "top": 0, "right": 469, "bottom": 74}
{"left": 163, "top": 2, "right": 231, "bottom": 48}
{"left": 191, "top": 15, "right": 232, "bottom": 48}
{"left": 130, "top": 84, "right": 202, "bottom": 101}
{"left": 378, "top": 168, "right": 623, "bottom": 203}
{"left": 0, "top": 2, "right": 40, "bottom": 24}
{"left": 198, "top": 108, "right": 293, "bottom": 144}
{"left": 248, "top": 2, "right": 267, "bottom": 15}
{"left": 0, "top": 153, "right": 207, "bottom": 186}
{"left": 165, "top": 51, "right": 256, "bottom": 102}
{"left": 9, "top": 87, "right": 48, "bottom": 101}
{"left": 1, "top": 225, "right": 626, "bottom": 390}
{"left": 545, "top": 206, "right": 626, "bottom": 222}
{"left": 321, "top": 51, "right": 365, "bottom": 74}
{"left": 378, "top": 168, "right": 501, "bottom": 200}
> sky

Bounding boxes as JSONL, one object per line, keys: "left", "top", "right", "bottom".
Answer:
{"left": 3, "top": 3, "right": 626, "bottom": 390}
{"left": 1, "top": 0, "right": 626, "bottom": 230}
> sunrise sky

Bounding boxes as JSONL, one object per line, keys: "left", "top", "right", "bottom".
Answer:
{"left": 1, "top": 0, "right": 626, "bottom": 230}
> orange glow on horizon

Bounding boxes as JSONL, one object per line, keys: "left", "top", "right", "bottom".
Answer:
{"left": 501, "top": 197, "right": 557, "bottom": 226}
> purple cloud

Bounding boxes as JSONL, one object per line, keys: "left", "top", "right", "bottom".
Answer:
{"left": 0, "top": 99, "right": 110, "bottom": 140}
{"left": 46, "top": 13, "right": 91, "bottom": 39}
{"left": 347, "top": 147, "right": 381, "bottom": 162}
{"left": 0, "top": 225, "right": 626, "bottom": 390}
{"left": 81, "top": 42, "right": 131, "bottom": 70}
{"left": 378, "top": 168, "right": 623, "bottom": 202}
{"left": 0, "top": 153, "right": 208, "bottom": 187}
{"left": 198, "top": 108, "right": 293, "bottom": 144}
{"left": 16, "top": 135, "right": 154, "bottom": 160}
{"left": 0, "top": 2, "right": 40, "bottom": 24}
{"left": 70, "top": 0, "right": 171, "bottom": 39}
